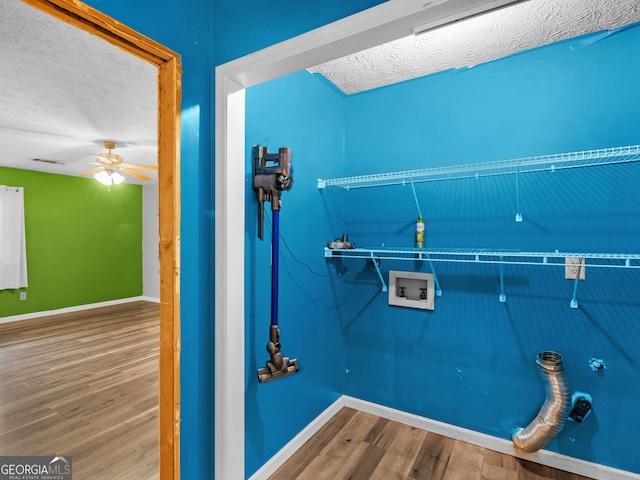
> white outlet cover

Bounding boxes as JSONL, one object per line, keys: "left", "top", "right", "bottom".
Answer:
{"left": 565, "top": 257, "right": 586, "bottom": 280}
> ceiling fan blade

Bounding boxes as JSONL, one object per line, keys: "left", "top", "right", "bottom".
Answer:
{"left": 33, "top": 158, "right": 101, "bottom": 165}
{"left": 80, "top": 167, "right": 104, "bottom": 177}
{"left": 121, "top": 167, "right": 152, "bottom": 181}
{"left": 120, "top": 162, "right": 158, "bottom": 171}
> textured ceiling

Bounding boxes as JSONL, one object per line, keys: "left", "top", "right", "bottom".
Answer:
{"left": 2, "top": 1, "right": 640, "bottom": 185}
{"left": 309, "top": 0, "right": 640, "bottom": 94}
{"left": 0, "top": 0, "right": 157, "bottom": 184}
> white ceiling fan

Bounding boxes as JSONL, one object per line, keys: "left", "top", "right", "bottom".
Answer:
{"left": 34, "top": 140, "right": 157, "bottom": 185}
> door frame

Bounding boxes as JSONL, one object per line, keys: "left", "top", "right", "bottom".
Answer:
{"left": 21, "top": 1, "right": 181, "bottom": 478}
{"left": 214, "top": 1, "right": 524, "bottom": 478}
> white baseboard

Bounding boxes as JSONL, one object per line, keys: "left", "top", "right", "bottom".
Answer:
{"left": 139, "top": 296, "right": 161, "bottom": 303}
{"left": 0, "top": 296, "right": 158, "bottom": 325}
{"left": 343, "top": 396, "right": 638, "bottom": 480}
{"left": 248, "top": 396, "right": 347, "bottom": 480}
{"left": 249, "top": 394, "right": 638, "bottom": 480}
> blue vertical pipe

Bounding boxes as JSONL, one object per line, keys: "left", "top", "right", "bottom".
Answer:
{"left": 271, "top": 209, "right": 280, "bottom": 326}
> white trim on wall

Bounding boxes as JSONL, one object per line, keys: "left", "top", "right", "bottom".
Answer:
{"left": 214, "top": 1, "right": 561, "bottom": 478}
{"left": 0, "top": 295, "right": 158, "bottom": 325}
{"left": 214, "top": 71, "right": 246, "bottom": 480}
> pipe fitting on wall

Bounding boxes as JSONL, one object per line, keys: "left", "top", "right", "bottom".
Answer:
{"left": 512, "top": 351, "right": 571, "bottom": 453}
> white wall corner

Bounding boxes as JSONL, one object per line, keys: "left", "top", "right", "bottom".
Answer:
{"left": 248, "top": 397, "right": 347, "bottom": 480}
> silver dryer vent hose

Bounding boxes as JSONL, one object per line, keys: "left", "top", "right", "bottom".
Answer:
{"left": 512, "top": 351, "right": 571, "bottom": 453}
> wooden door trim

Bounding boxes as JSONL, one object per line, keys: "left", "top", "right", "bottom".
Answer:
{"left": 20, "top": 1, "right": 181, "bottom": 478}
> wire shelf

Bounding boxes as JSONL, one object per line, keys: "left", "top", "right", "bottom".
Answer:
{"left": 324, "top": 247, "right": 640, "bottom": 268}
{"left": 325, "top": 247, "right": 640, "bottom": 308}
{"left": 317, "top": 145, "right": 640, "bottom": 190}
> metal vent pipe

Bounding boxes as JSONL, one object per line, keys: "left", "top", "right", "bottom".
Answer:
{"left": 512, "top": 351, "right": 571, "bottom": 453}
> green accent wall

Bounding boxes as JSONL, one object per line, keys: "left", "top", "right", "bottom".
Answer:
{"left": 0, "top": 166, "right": 142, "bottom": 317}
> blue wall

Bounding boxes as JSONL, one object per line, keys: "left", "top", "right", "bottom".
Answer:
{"left": 73, "top": 0, "right": 383, "bottom": 478}
{"left": 245, "top": 71, "right": 348, "bottom": 477}
{"left": 340, "top": 26, "right": 640, "bottom": 474}
{"left": 246, "top": 24, "right": 640, "bottom": 475}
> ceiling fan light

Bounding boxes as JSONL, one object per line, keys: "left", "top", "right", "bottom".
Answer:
{"left": 111, "top": 172, "right": 125, "bottom": 184}
{"left": 94, "top": 170, "right": 125, "bottom": 185}
{"left": 95, "top": 170, "right": 112, "bottom": 185}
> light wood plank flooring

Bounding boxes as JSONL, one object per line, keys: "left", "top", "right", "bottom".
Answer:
{"left": 0, "top": 301, "right": 159, "bottom": 480}
{"left": 268, "top": 407, "right": 594, "bottom": 480}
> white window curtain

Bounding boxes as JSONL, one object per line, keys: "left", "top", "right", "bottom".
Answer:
{"left": 0, "top": 185, "right": 28, "bottom": 290}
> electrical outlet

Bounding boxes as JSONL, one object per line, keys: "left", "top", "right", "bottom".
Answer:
{"left": 565, "top": 257, "right": 586, "bottom": 280}
{"left": 19, "top": 291, "right": 27, "bottom": 301}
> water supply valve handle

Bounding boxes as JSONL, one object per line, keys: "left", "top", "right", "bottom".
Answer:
{"left": 252, "top": 145, "right": 293, "bottom": 240}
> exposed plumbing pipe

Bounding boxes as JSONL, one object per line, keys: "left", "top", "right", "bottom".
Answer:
{"left": 512, "top": 351, "right": 571, "bottom": 453}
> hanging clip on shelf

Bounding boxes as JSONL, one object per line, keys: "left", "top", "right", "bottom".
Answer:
{"left": 570, "top": 278, "right": 580, "bottom": 309}
{"left": 515, "top": 162, "right": 523, "bottom": 223}
{"left": 499, "top": 257, "right": 507, "bottom": 303}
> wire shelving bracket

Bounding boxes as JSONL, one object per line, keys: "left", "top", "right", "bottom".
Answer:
{"left": 324, "top": 247, "right": 640, "bottom": 307}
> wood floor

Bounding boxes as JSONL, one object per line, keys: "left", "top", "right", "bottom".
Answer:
{"left": 0, "top": 301, "right": 159, "bottom": 480}
{"left": 0, "top": 302, "right": 596, "bottom": 480}
{"left": 268, "top": 407, "right": 594, "bottom": 480}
